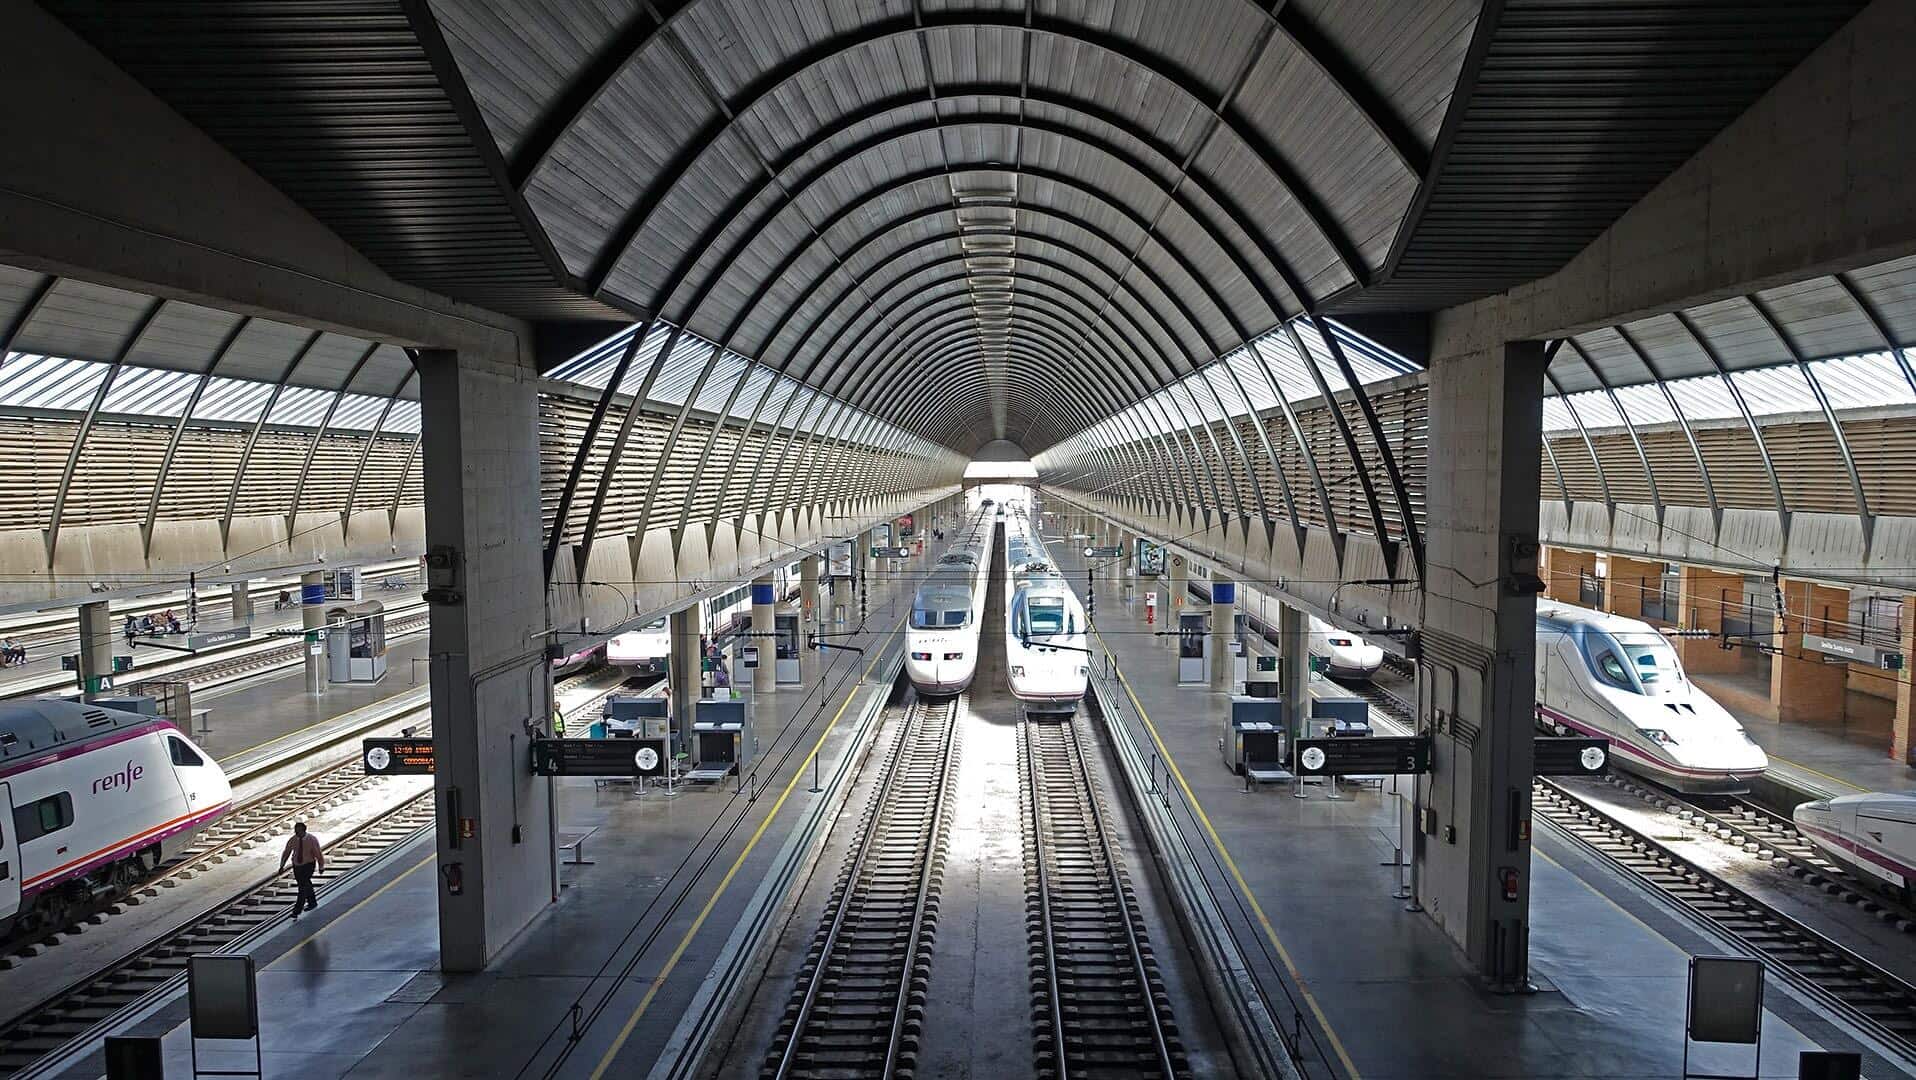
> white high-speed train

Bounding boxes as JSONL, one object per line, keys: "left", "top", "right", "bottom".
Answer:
{"left": 1793, "top": 793, "right": 1916, "bottom": 899}
{"left": 1003, "top": 506, "right": 1089, "bottom": 715}
{"left": 1, "top": 700, "right": 232, "bottom": 937}
{"left": 607, "top": 617, "right": 670, "bottom": 674}
{"left": 905, "top": 510, "right": 993, "bottom": 695}
{"left": 1309, "top": 616, "right": 1385, "bottom": 680}
{"left": 1534, "top": 600, "right": 1768, "bottom": 790}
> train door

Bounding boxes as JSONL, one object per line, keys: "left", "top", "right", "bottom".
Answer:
{"left": 0, "top": 782, "right": 17, "bottom": 917}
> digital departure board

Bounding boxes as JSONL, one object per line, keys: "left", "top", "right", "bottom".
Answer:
{"left": 362, "top": 738, "right": 435, "bottom": 775}
{"left": 1534, "top": 736, "right": 1611, "bottom": 777}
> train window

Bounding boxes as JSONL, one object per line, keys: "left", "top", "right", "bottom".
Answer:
{"left": 168, "top": 737, "right": 205, "bottom": 767}
{"left": 1593, "top": 650, "right": 1634, "bottom": 691}
{"left": 13, "top": 793, "right": 74, "bottom": 844}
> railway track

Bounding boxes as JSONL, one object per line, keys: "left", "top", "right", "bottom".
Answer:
{"left": 0, "top": 789, "right": 437, "bottom": 1078}
{"left": 2, "top": 667, "right": 624, "bottom": 958}
{"left": 1022, "top": 714, "right": 1187, "bottom": 1080}
{"left": 1534, "top": 779, "right": 1916, "bottom": 1055}
{"left": 762, "top": 696, "right": 961, "bottom": 1079}
{"left": 1, "top": 606, "right": 428, "bottom": 701}
{"left": 1596, "top": 777, "right": 1916, "bottom": 933}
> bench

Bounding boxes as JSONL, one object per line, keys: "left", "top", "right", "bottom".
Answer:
{"left": 557, "top": 827, "right": 598, "bottom": 866}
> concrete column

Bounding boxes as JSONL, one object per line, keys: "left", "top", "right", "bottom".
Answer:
{"left": 799, "top": 552, "right": 819, "bottom": 685}
{"left": 1674, "top": 565, "right": 1746, "bottom": 675}
{"left": 1209, "top": 578, "right": 1237, "bottom": 692}
{"left": 750, "top": 574, "right": 776, "bottom": 695}
{"left": 1277, "top": 600, "right": 1308, "bottom": 760}
{"left": 415, "top": 346, "right": 552, "bottom": 974}
{"left": 669, "top": 606, "right": 700, "bottom": 750}
{"left": 1772, "top": 579, "right": 1850, "bottom": 726}
{"left": 77, "top": 600, "right": 113, "bottom": 699}
{"left": 1895, "top": 597, "right": 1914, "bottom": 764}
{"left": 1604, "top": 556, "right": 1661, "bottom": 619}
{"left": 300, "top": 570, "right": 326, "bottom": 694}
{"left": 1541, "top": 546, "right": 1595, "bottom": 604}
{"left": 1416, "top": 339, "right": 1543, "bottom": 987}
{"left": 229, "top": 581, "right": 253, "bottom": 622}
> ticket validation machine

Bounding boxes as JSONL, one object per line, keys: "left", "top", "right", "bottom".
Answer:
{"left": 1177, "top": 611, "right": 1209, "bottom": 685}
{"left": 775, "top": 613, "right": 801, "bottom": 685}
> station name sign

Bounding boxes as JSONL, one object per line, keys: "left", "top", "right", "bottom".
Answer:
{"left": 187, "top": 627, "right": 252, "bottom": 650}
{"left": 362, "top": 738, "right": 435, "bottom": 775}
{"left": 1802, "top": 634, "right": 1905, "bottom": 670}
{"left": 531, "top": 736, "right": 670, "bottom": 778}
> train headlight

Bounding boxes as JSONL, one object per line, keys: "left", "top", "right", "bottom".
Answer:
{"left": 911, "top": 651, "right": 932, "bottom": 661}
{"left": 944, "top": 652, "right": 964, "bottom": 661}
{"left": 1010, "top": 665, "right": 1025, "bottom": 677}
{"left": 1329, "top": 637, "right": 1353, "bottom": 647}
{"left": 1076, "top": 665, "right": 1089, "bottom": 676}
{"left": 1638, "top": 727, "right": 1680, "bottom": 746}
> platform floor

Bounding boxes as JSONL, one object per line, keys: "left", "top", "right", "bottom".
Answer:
{"left": 1043, "top": 538, "right": 1905, "bottom": 1080}
{"left": 40, "top": 546, "right": 951, "bottom": 1080}
{"left": 1693, "top": 670, "right": 1915, "bottom": 796}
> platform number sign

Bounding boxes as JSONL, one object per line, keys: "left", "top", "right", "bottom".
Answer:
{"left": 1294, "top": 736, "right": 1430, "bottom": 777}
{"left": 1533, "top": 736, "right": 1610, "bottom": 777}
{"left": 532, "top": 736, "right": 670, "bottom": 778}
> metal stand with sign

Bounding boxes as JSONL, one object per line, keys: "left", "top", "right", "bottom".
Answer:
{"left": 1683, "top": 956, "right": 1763, "bottom": 1080}
{"left": 188, "top": 954, "right": 262, "bottom": 1078}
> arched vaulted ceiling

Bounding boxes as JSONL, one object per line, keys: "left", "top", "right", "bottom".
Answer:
{"left": 43, "top": 0, "right": 1868, "bottom": 460}
{"left": 422, "top": 0, "right": 1471, "bottom": 455}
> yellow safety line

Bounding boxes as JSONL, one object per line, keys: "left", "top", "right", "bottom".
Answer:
{"left": 1769, "top": 755, "right": 1868, "bottom": 795}
{"left": 589, "top": 619, "right": 902, "bottom": 1079}
{"left": 1094, "top": 626, "right": 1365, "bottom": 1080}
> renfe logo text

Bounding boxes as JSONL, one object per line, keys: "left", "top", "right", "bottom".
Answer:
{"left": 93, "top": 759, "right": 144, "bottom": 794}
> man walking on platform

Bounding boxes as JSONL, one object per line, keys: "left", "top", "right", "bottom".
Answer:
{"left": 279, "top": 822, "right": 324, "bottom": 917}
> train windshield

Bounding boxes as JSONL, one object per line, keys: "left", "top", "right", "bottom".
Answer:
{"left": 1027, "top": 597, "right": 1067, "bottom": 636}
{"left": 1578, "top": 627, "right": 1681, "bottom": 694}
{"left": 911, "top": 588, "right": 971, "bottom": 629}
{"left": 1616, "top": 633, "right": 1681, "bottom": 688}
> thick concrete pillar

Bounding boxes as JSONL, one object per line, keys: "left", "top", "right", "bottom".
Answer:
{"left": 77, "top": 600, "right": 113, "bottom": 699}
{"left": 1277, "top": 600, "right": 1308, "bottom": 758}
{"left": 750, "top": 575, "right": 776, "bottom": 695}
{"left": 669, "top": 607, "right": 700, "bottom": 749}
{"left": 229, "top": 581, "right": 253, "bottom": 622}
{"left": 1166, "top": 552, "right": 1188, "bottom": 616}
{"left": 1417, "top": 339, "right": 1543, "bottom": 987}
{"left": 1604, "top": 556, "right": 1661, "bottom": 619}
{"left": 1895, "top": 596, "right": 1915, "bottom": 764}
{"left": 1541, "top": 546, "right": 1595, "bottom": 604}
{"left": 300, "top": 570, "right": 326, "bottom": 694}
{"left": 1772, "top": 579, "right": 1850, "bottom": 726}
{"left": 415, "top": 346, "right": 551, "bottom": 974}
{"left": 799, "top": 552, "right": 819, "bottom": 685}
{"left": 1210, "top": 579, "right": 1236, "bottom": 692}
{"left": 1674, "top": 565, "right": 1746, "bottom": 675}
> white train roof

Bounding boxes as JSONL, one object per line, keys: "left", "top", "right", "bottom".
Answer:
{"left": 0, "top": 699, "right": 156, "bottom": 764}
{"left": 1535, "top": 598, "right": 1660, "bottom": 637}
{"left": 1828, "top": 791, "right": 1916, "bottom": 822}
